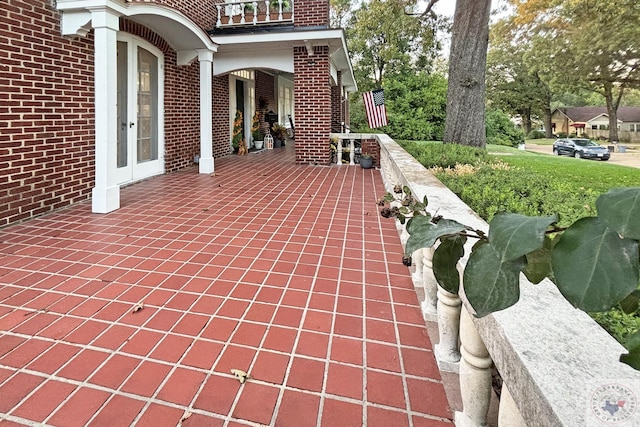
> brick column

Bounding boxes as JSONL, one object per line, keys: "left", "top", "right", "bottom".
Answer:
{"left": 294, "top": 0, "right": 329, "bottom": 27}
{"left": 331, "top": 71, "right": 342, "bottom": 132}
{"left": 294, "top": 45, "right": 331, "bottom": 164}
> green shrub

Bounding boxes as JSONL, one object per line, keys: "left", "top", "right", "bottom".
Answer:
{"left": 486, "top": 108, "right": 524, "bottom": 147}
{"left": 557, "top": 132, "right": 567, "bottom": 138}
{"left": 527, "top": 130, "right": 545, "bottom": 139}
{"left": 398, "top": 140, "right": 490, "bottom": 169}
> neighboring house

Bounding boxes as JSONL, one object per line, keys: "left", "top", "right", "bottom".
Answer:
{"left": 550, "top": 107, "right": 640, "bottom": 142}
{"left": 1, "top": 0, "right": 356, "bottom": 227}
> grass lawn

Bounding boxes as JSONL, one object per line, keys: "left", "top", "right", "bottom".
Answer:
{"left": 487, "top": 144, "right": 640, "bottom": 191}
{"left": 524, "top": 138, "right": 556, "bottom": 145}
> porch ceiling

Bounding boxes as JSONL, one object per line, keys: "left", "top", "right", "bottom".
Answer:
{"left": 211, "top": 29, "right": 357, "bottom": 91}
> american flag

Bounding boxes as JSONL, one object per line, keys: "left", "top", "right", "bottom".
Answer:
{"left": 363, "top": 89, "right": 388, "bottom": 129}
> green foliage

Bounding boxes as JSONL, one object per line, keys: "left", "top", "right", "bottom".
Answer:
{"left": 381, "top": 73, "right": 447, "bottom": 140}
{"left": 527, "top": 130, "right": 545, "bottom": 139}
{"left": 486, "top": 108, "right": 524, "bottom": 147}
{"left": 398, "top": 141, "right": 490, "bottom": 169}
{"left": 378, "top": 186, "right": 640, "bottom": 368}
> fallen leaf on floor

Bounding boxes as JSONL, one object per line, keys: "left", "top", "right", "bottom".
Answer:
{"left": 132, "top": 301, "right": 144, "bottom": 313}
{"left": 176, "top": 411, "right": 192, "bottom": 427}
{"left": 231, "top": 368, "right": 250, "bottom": 384}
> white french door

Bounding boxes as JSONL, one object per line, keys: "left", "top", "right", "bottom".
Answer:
{"left": 116, "top": 35, "right": 164, "bottom": 185}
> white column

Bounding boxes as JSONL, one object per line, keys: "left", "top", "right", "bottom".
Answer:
{"left": 456, "top": 305, "right": 492, "bottom": 427}
{"left": 91, "top": 8, "right": 120, "bottom": 214}
{"left": 421, "top": 246, "right": 438, "bottom": 321}
{"left": 349, "top": 138, "right": 355, "bottom": 165}
{"left": 197, "top": 49, "right": 215, "bottom": 174}
{"left": 411, "top": 247, "right": 424, "bottom": 288}
{"left": 498, "top": 383, "right": 527, "bottom": 427}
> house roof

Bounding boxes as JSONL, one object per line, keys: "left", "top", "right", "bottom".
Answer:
{"left": 555, "top": 106, "right": 640, "bottom": 123}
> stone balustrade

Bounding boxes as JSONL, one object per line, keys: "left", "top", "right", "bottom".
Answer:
{"left": 215, "top": 1, "right": 294, "bottom": 28}
{"left": 333, "top": 132, "right": 640, "bottom": 426}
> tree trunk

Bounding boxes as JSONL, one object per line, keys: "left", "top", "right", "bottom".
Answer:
{"left": 604, "top": 83, "right": 621, "bottom": 142}
{"left": 519, "top": 108, "right": 532, "bottom": 136}
{"left": 544, "top": 108, "right": 553, "bottom": 139}
{"left": 444, "top": 0, "right": 492, "bottom": 148}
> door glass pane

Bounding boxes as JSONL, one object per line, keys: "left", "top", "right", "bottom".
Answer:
{"left": 137, "top": 47, "right": 158, "bottom": 163}
{"left": 117, "top": 41, "right": 128, "bottom": 168}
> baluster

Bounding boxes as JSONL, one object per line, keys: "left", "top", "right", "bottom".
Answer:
{"left": 266, "top": 0, "right": 271, "bottom": 21}
{"left": 498, "top": 383, "right": 527, "bottom": 427}
{"left": 252, "top": 1, "right": 258, "bottom": 24}
{"left": 434, "top": 283, "right": 461, "bottom": 370}
{"left": 456, "top": 305, "right": 492, "bottom": 427}
{"left": 349, "top": 139, "right": 355, "bottom": 165}
{"left": 216, "top": 5, "right": 222, "bottom": 28}
{"left": 240, "top": 2, "right": 246, "bottom": 24}
{"left": 336, "top": 138, "right": 343, "bottom": 166}
{"left": 411, "top": 247, "right": 423, "bottom": 288}
{"left": 277, "top": 0, "right": 283, "bottom": 20}
{"left": 421, "top": 246, "right": 438, "bottom": 320}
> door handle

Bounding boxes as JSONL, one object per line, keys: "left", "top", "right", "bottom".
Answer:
{"left": 129, "top": 122, "right": 135, "bottom": 128}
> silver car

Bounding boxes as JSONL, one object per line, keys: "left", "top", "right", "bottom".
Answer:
{"left": 552, "top": 138, "right": 610, "bottom": 161}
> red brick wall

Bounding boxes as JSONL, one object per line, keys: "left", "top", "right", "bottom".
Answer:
{"left": 294, "top": 45, "right": 331, "bottom": 164}
{"left": 0, "top": 0, "right": 96, "bottom": 227}
{"left": 255, "top": 71, "right": 276, "bottom": 134}
{"left": 294, "top": 0, "right": 329, "bottom": 27}
{"left": 361, "top": 139, "right": 380, "bottom": 168}
{"left": 213, "top": 75, "right": 231, "bottom": 157}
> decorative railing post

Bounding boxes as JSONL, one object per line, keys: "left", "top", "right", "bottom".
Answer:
{"left": 265, "top": 0, "right": 271, "bottom": 21}
{"left": 349, "top": 138, "right": 355, "bottom": 165}
{"left": 216, "top": 5, "right": 222, "bottom": 27}
{"left": 336, "top": 137, "right": 343, "bottom": 166}
{"left": 456, "top": 305, "right": 492, "bottom": 427}
{"left": 411, "top": 248, "right": 424, "bottom": 288}
{"left": 434, "top": 284, "right": 461, "bottom": 370}
{"left": 420, "top": 246, "right": 438, "bottom": 320}
{"left": 498, "top": 384, "right": 527, "bottom": 427}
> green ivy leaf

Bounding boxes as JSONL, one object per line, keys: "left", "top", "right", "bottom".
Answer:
{"left": 463, "top": 243, "right": 526, "bottom": 318}
{"left": 522, "top": 235, "right": 555, "bottom": 284}
{"left": 433, "top": 235, "right": 466, "bottom": 294}
{"left": 423, "top": 195, "right": 428, "bottom": 207}
{"left": 596, "top": 187, "right": 640, "bottom": 240}
{"left": 489, "top": 212, "right": 558, "bottom": 263}
{"left": 405, "top": 218, "right": 465, "bottom": 255}
{"left": 621, "top": 329, "right": 640, "bottom": 370}
{"left": 403, "top": 186, "right": 411, "bottom": 196}
{"left": 383, "top": 193, "right": 395, "bottom": 202}
{"left": 552, "top": 217, "right": 639, "bottom": 312}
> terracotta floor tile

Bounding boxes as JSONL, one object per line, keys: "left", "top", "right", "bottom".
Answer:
{"left": 136, "top": 403, "right": 185, "bottom": 426}
{"left": 295, "top": 331, "right": 330, "bottom": 358}
{"left": 0, "top": 372, "right": 45, "bottom": 412}
{"left": 286, "top": 357, "right": 325, "bottom": 392}
{"left": 0, "top": 152, "right": 455, "bottom": 423}
{"left": 274, "top": 389, "right": 320, "bottom": 427}
{"left": 232, "top": 382, "right": 280, "bottom": 425}
{"left": 120, "top": 360, "right": 172, "bottom": 397}
{"left": 27, "top": 343, "right": 81, "bottom": 374}
{"left": 213, "top": 345, "right": 256, "bottom": 374}
{"left": 88, "top": 354, "right": 141, "bottom": 389}
{"left": 157, "top": 367, "right": 206, "bottom": 405}
{"left": 412, "top": 416, "right": 455, "bottom": 426}
{"left": 321, "top": 398, "right": 363, "bottom": 427}
{"left": 12, "top": 380, "right": 76, "bottom": 422}
{"left": 326, "top": 362, "right": 363, "bottom": 399}
{"left": 181, "top": 340, "right": 223, "bottom": 370}
{"left": 366, "top": 406, "right": 410, "bottom": 427}
{"left": 251, "top": 350, "right": 290, "bottom": 385}
{"left": 406, "top": 378, "right": 452, "bottom": 419}
{"left": 88, "top": 395, "right": 145, "bottom": 427}
{"left": 366, "top": 370, "right": 406, "bottom": 409}
{"left": 193, "top": 374, "right": 240, "bottom": 415}
{"left": 367, "top": 341, "right": 401, "bottom": 373}
{"left": 48, "top": 387, "right": 111, "bottom": 427}
{"left": 0, "top": 338, "right": 52, "bottom": 368}
{"left": 57, "top": 349, "right": 109, "bottom": 382}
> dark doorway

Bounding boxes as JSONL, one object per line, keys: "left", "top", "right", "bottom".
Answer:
{"left": 236, "top": 80, "right": 245, "bottom": 142}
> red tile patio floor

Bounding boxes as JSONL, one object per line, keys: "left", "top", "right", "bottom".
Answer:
{"left": 0, "top": 144, "right": 453, "bottom": 426}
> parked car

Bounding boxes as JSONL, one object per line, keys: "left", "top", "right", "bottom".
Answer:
{"left": 552, "top": 138, "right": 610, "bottom": 160}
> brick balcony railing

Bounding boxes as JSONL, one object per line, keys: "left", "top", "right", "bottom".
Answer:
{"left": 215, "top": 0, "right": 294, "bottom": 28}
{"left": 332, "top": 132, "right": 640, "bottom": 426}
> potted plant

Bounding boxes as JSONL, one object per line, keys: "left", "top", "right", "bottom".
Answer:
{"left": 360, "top": 153, "right": 374, "bottom": 169}
{"left": 251, "top": 111, "right": 263, "bottom": 150}
{"left": 271, "top": 123, "right": 287, "bottom": 147}
{"left": 232, "top": 109, "right": 243, "bottom": 153}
